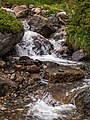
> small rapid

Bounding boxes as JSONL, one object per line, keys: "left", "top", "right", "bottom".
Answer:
{"left": 15, "top": 20, "right": 81, "bottom": 66}
{"left": 15, "top": 20, "right": 90, "bottom": 120}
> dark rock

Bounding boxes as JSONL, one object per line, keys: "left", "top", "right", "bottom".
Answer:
{"left": 48, "top": 14, "right": 60, "bottom": 28}
{"left": 1, "top": 3, "right": 13, "bottom": 8}
{"left": 74, "top": 87, "right": 90, "bottom": 117}
{"left": 0, "top": 79, "right": 9, "bottom": 97}
{"left": 0, "top": 31, "right": 24, "bottom": 57}
{"left": 19, "top": 56, "right": 34, "bottom": 66}
{"left": 50, "top": 27, "right": 66, "bottom": 40}
{"left": 28, "top": 15, "right": 56, "bottom": 37}
{"left": 32, "top": 35, "right": 54, "bottom": 55}
{"left": 72, "top": 50, "right": 87, "bottom": 61}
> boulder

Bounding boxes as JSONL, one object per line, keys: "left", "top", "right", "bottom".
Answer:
{"left": 0, "top": 31, "right": 24, "bottom": 57}
{"left": 48, "top": 14, "right": 60, "bottom": 28}
{"left": 13, "top": 5, "right": 29, "bottom": 18}
{"left": 74, "top": 87, "right": 90, "bottom": 117}
{"left": 28, "top": 15, "right": 56, "bottom": 37}
{"left": 44, "top": 65, "right": 85, "bottom": 83}
{"left": 72, "top": 50, "right": 87, "bottom": 61}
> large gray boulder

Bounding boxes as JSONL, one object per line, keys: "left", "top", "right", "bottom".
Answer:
{"left": 28, "top": 15, "right": 56, "bottom": 38}
{"left": 0, "top": 31, "right": 24, "bottom": 57}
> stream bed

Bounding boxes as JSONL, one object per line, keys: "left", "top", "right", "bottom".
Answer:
{"left": 0, "top": 20, "right": 90, "bottom": 120}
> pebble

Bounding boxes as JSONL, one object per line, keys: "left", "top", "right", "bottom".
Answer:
{"left": 10, "top": 73, "right": 16, "bottom": 80}
{"left": 16, "top": 108, "right": 24, "bottom": 111}
{"left": 0, "top": 107, "right": 7, "bottom": 111}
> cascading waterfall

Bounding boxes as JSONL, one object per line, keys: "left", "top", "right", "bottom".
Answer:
{"left": 15, "top": 20, "right": 90, "bottom": 120}
{"left": 15, "top": 20, "right": 81, "bottom": 66}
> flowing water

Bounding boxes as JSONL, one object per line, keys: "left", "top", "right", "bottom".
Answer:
{"left": 15, "top": 20, "right": 90, "bottom": 120}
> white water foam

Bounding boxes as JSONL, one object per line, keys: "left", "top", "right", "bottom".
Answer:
{"left": 27, "top": 99, "right": 76, "bottom": 120}
{"left": 30, "top": 55, "right": 81, "bottom": 66}
{"left": 15, "top": 29, "right": 81, "bottom": 66}
{"left": 71, "top": 79, "right": 90, "bottom": 93}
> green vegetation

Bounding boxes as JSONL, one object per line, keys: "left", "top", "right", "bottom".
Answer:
{"left": 0, "top": 9, "right": 23, "bottom": 33}
{"left": 1, "top": 0, "right": 90, "bottom": 56}
{"left": 66, "top": 0, "right": 90, "bottom": 56}
{"left": 1, "top": 0, "right": 62, "bottom": 5}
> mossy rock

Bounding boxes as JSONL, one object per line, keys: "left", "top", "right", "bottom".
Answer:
{"left": 0, "top": 9, "right": 23, "bottom": 33}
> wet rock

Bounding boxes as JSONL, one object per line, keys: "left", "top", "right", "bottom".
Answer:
{"left": 32, "top": 35, "right": 54, "bottom": 55}
{"left": 15, "top": 76, "right": 24, "bottom": 84}
{"left": 27, "top": 65, "right": 40, "bottom": 73}
{"left": 55, "top": 46, "right": 68, "bottom": 55}
{"left": 72, "top": 50, "right": 87, "bottom": 61}
{"left": 74, "top": 87, "right": 90, "bottom": 117}
{"left": 19, "top": 56, "right": 33, "bottom": 65}
{"left": 44, "top": 66, "right": 85, "bottom": 83}
{"left": 50, "top": 27, "right": 66, "bottom": 40}
{"left": 13, "top": 5, "right": 29, "bottom": 18}
{"left": 28, "top": 15, "right": 56, "bottom": 37}
{"left": 0, "top": 31, "right": 24, "bottom": 57}
{"left": 48, "top": 14, "right": 60, "bottom": 28}
{"left": 0, "top": 79, "right": 9, "bottom": 97}
{"left": 0, "top": 60, "right": 5, "bottom": 68}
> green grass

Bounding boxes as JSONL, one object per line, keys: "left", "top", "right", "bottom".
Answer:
{"left": 1, "top": 0, "right": 62, "bottom": 5}
{"left": 0, "top": 9, "right": 23, "bottom": 33}
{"left": 66, "top": 0, "right": 90, "bottom": 56}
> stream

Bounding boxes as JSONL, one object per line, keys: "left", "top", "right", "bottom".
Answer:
{"left": 14, "top": 20, "right": 90, "bottom": 120}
